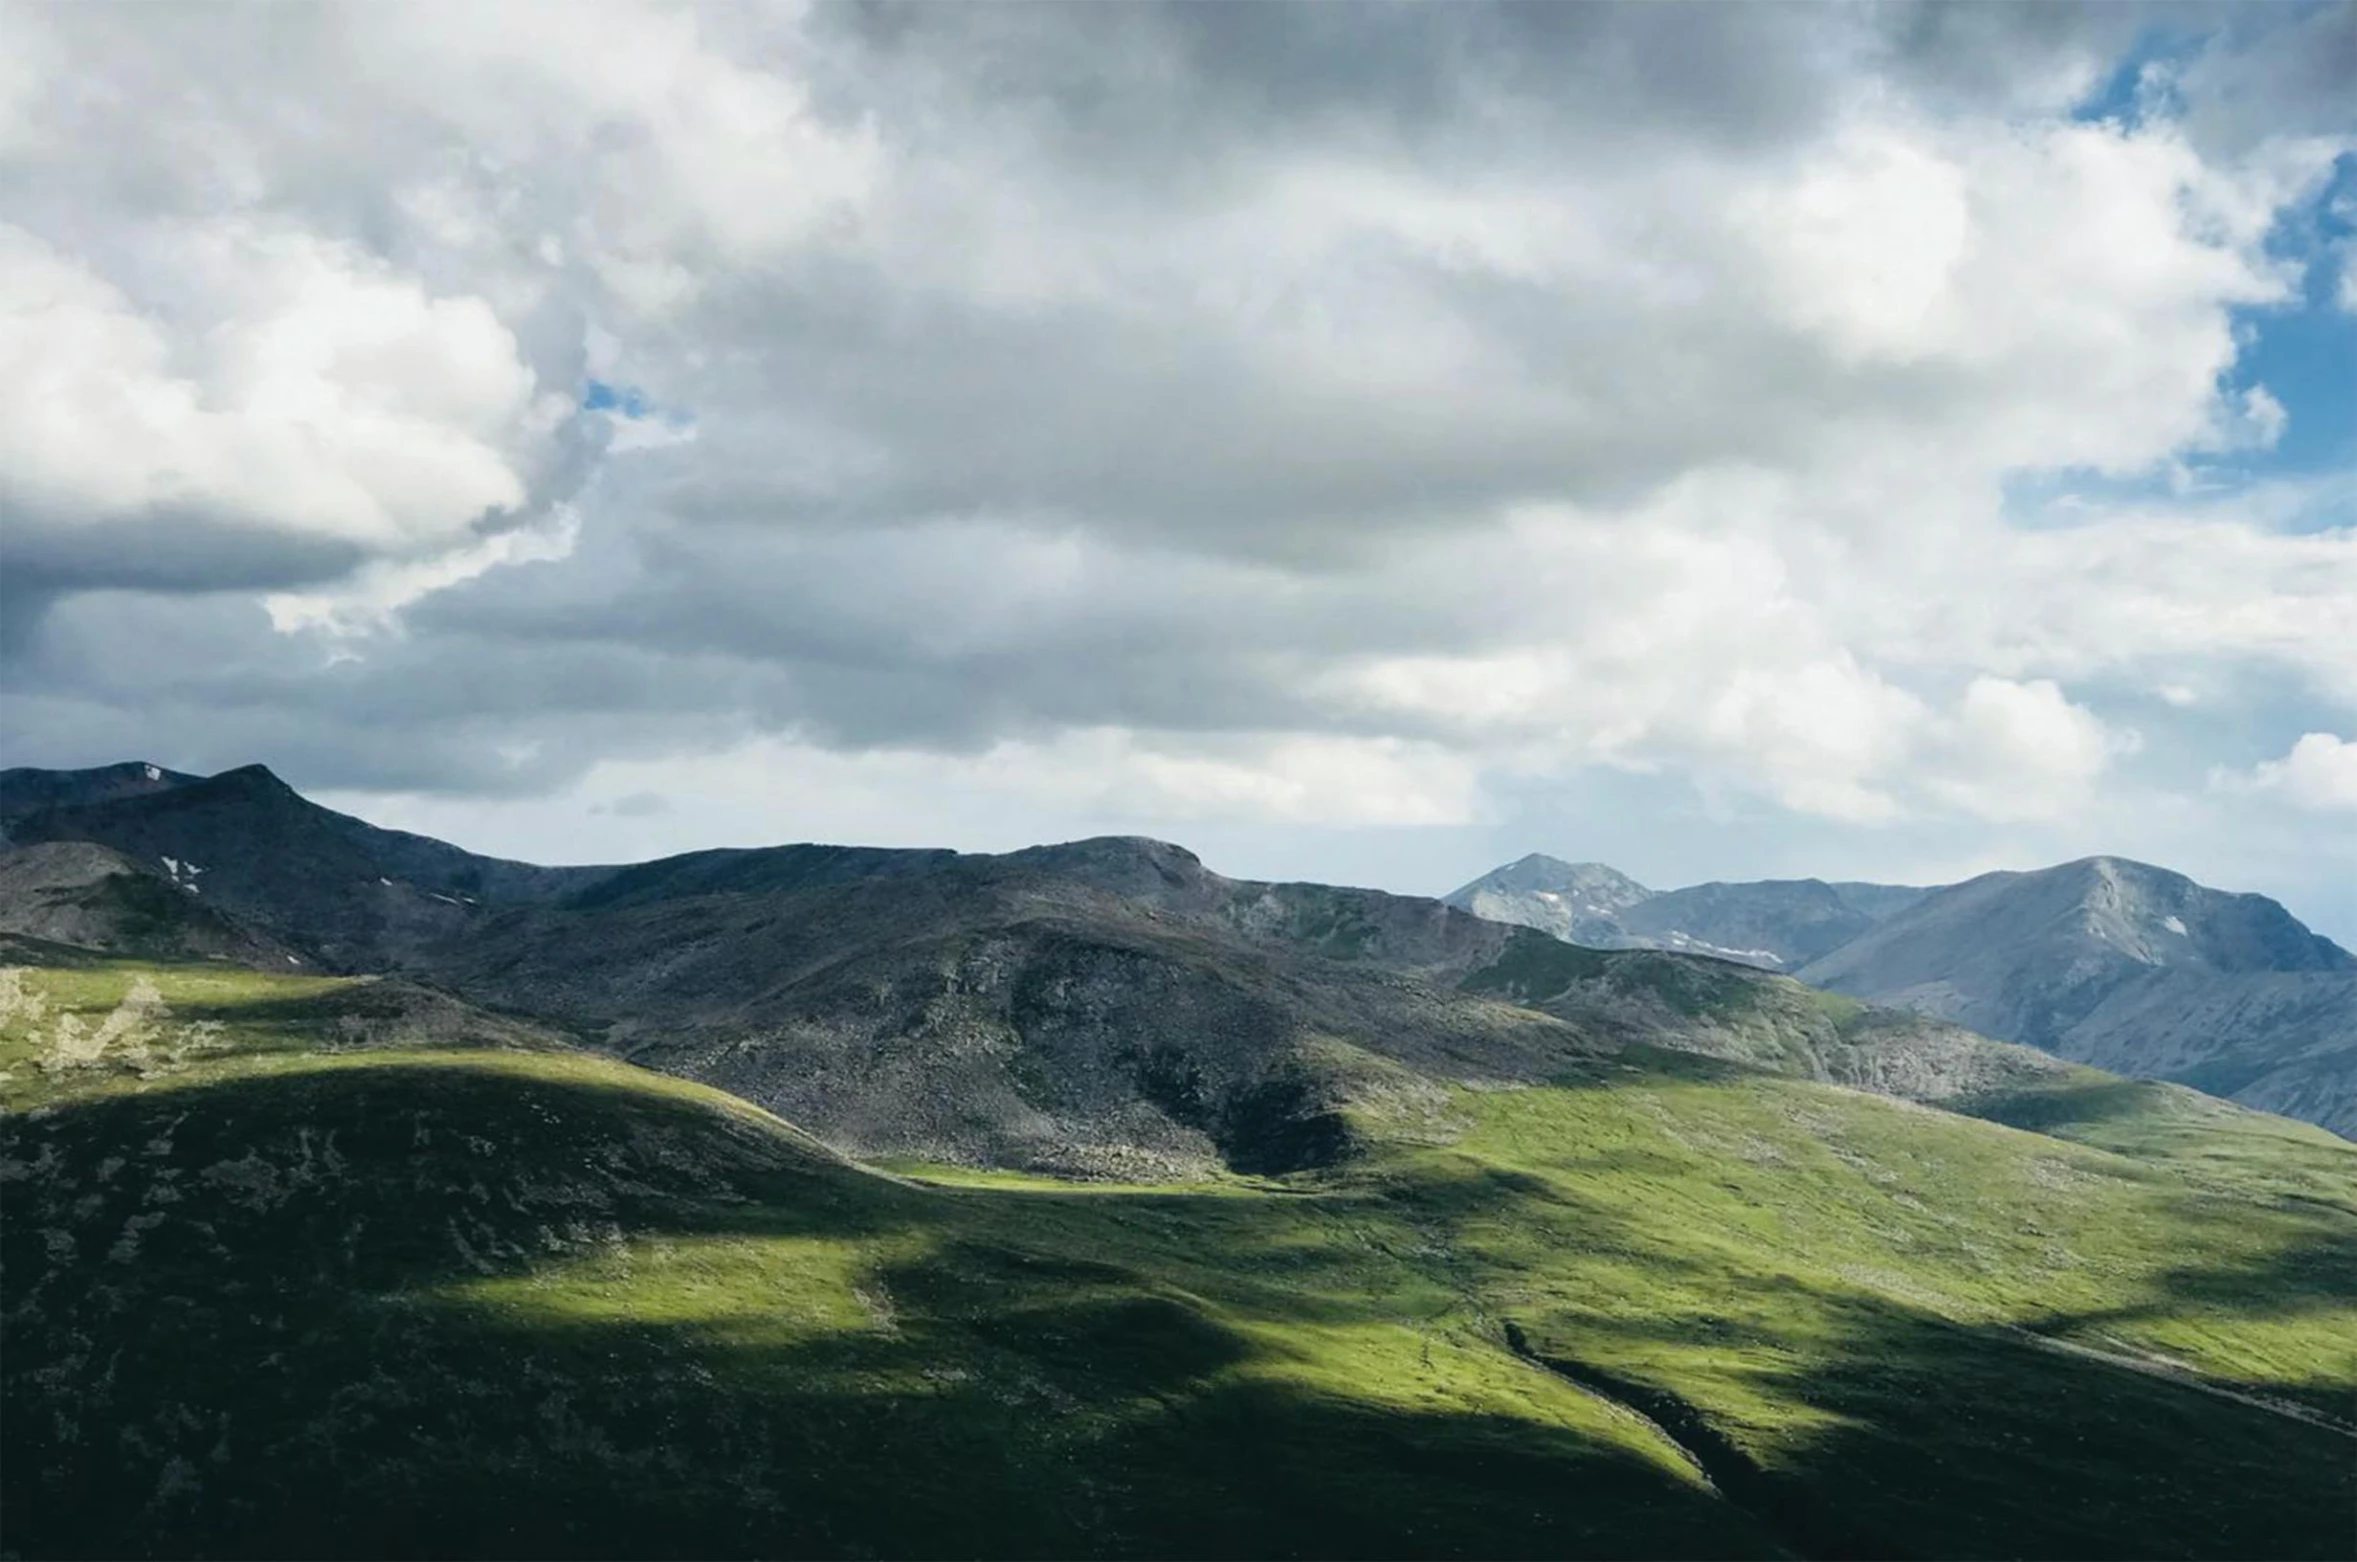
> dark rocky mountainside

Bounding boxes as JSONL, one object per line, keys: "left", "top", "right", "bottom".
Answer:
{"left": 421, "top": 837, "right": 2065, "bottom": 1176}
{"left": 414, "top": 834, "right": 1566, "bottom": 1175}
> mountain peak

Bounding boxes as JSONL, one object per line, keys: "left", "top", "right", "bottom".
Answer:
{"left": 1450, "top": 854, "right": 1653, "bottom": 904}
{"left": 204, "top": 763, "right": 300, "bottom": 797}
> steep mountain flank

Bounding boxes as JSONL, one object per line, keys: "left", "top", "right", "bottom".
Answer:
{"left": 415, "top": 837, "right": 2066, "bottom": 1174}
{"left": 1798, "top": 857, "right": 2357, "bottom": 1134}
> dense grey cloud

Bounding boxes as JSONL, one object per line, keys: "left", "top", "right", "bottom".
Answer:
{"left": 2, "top": 0, "right": 2353, "bottom": 937}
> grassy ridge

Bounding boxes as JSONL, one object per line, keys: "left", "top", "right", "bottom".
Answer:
{"left": 3, "top": 958, "right": 2352, "bottom": 1559}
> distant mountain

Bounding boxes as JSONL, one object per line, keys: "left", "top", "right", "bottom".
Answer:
{"left": 1444, "top": 854, "right": 1654, "bottom": 946}
{"left": 1443, "top": 854, "right": 1929, "bottom": 969}
{"left": 1450, "top": 849, "right": 2356, "bottom": 1135}
{"left": 1797, "top": 857, "right": 2357, "bottom": 1135}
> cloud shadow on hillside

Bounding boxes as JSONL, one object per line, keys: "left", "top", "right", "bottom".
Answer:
{"left": 4, "top": 1063, "right": 2352, "bottom": 1560}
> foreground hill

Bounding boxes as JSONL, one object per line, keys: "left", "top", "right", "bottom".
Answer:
{"left": 3, "top": 948, "right": 2350, "bottom": 1559}
{"left": 1798, "top": 857, "right": 2357, "bottom": 1135}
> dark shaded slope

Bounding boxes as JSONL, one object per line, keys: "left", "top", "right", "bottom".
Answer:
{"left": 423, "top": 838, "right": 2070, "bottom": 1175}
{"left": 564, "top": 842, "right": 959, "bottom": 911}
{"left": 1502, "top": 1320, "right": 1901, "bottom": 1562}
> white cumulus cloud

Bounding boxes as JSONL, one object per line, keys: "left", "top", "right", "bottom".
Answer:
{"left": 2231, "top": 733, "right": 2357, "bottom": 812}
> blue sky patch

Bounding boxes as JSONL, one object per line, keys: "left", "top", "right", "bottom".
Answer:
{"left": 583, "top": 380, "right": 654, "bottom": 419}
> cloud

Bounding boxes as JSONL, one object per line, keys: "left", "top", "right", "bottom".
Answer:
{"left": 2, "top": 1, "right": 2353, "bottom": 937}
{"left": 2226, "top": 733, "right": 2357, "bottom": 812}
{"left": 318, "top": 728, "right": 1483, "bottom": 868}
{"left": 0, "top": 221, "right": 558, "bottom": 601}
{"left": 264, "top": 507, "right": 584, "bottom": 639}
{"left": 1928, "top": 677, "right": 2132, "bottom": 823}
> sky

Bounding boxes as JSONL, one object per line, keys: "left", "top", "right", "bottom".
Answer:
{"left": 2, "top": 1, "right": 2354, "bottom": 941}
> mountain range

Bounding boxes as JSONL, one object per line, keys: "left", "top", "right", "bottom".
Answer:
{"left": 0, "top": 762, "right": 2072, "bottom": 1174}
{"left": 1447, "top": 853, "right": 2357, "bottom": 1135}
{"left": 3, "top": 761, "right": 2353, "bottom": 1559}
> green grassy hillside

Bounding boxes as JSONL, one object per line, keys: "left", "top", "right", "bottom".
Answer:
{"left": 4, "top": 956, "right": 2351, "bottom": 1559}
